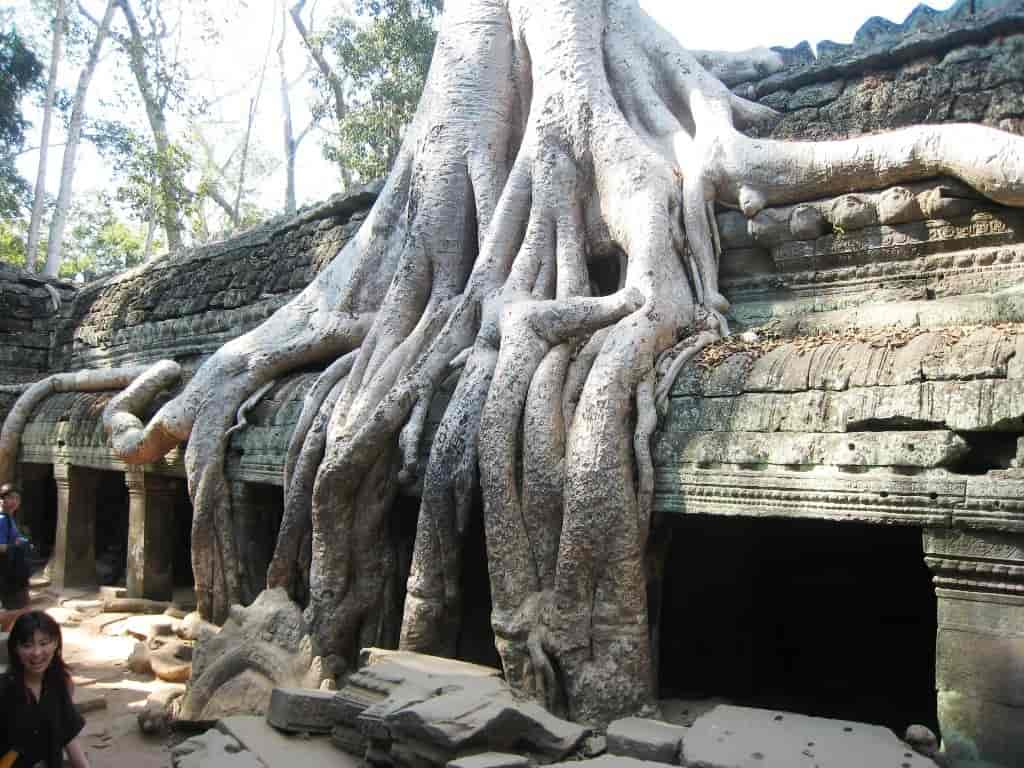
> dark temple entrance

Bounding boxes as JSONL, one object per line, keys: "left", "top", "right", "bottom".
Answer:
{"left": 657, "top": 515, "right": 938, "bottom": 735}
{"left": 95, "top": 470, "right": 129, "bottom": 586}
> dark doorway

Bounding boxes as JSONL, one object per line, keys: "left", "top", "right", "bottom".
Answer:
{"left": 455, "top": 493, "right": 500, "bottom": 668}
{"left": 95, "top": 470, "right": 129, "bottom": 586}
{"left": 19, "top": 463, "right": 56, "bottom": 562}
{"left": 658, "top": 515, "right": 938, "bottom": 735}
{"left": 173, "top": 480, "right": 193, "bottom": 588}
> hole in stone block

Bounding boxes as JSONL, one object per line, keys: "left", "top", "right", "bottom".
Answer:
{"left": 949, "top": 431, "right": 1019, "bottom": 475}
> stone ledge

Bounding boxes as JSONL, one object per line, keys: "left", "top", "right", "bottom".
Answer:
{"left": 679, "top": 705, "right": 939, "bottom": 768}
{"left": 606, "top": 717, "right": 687, "bottom": 764}
{"left": 752, "top": 9, "right": 1024, "bottom": 98}
{"left": 266, "top": 687, "right": 337, "bottom": 734}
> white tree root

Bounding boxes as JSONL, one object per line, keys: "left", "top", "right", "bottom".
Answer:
{"left": 0, "top": 364, "right": 170, "bottom": 482}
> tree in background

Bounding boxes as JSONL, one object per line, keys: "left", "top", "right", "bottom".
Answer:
{"left": 278, "top": 0, "right": 316, "bottom": 215}
{"left": 109, "top": 0, "right": 194, "bottom": 254}
{"left": 89, "top": 122, "right": 192, "bottom": 258}
{"left": 289, "top": 0, "right": 439, "bottom": 184}
{"left": 0, "top": 20, "right": 43, "bottom": 219}
{"left": 59, "top": 191, "right": 149, "bottom": 278}
{"left": 42, "top": 0, "right": 118, "bottom": 277}
{"left": 23, "top": 0, "right": 64, "bottom": 271}
{"left": 325, "top": 0, "right": 439, "bottom": 180}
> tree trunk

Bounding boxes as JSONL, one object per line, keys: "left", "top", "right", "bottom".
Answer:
{"left": 143, "top": 179, "right": 157, "bottom": 260}
{"left": 288, "top": 0, "right": 353, "bottom": 190}
{"left": 25, "top": 0, "right": 65, "bottom": 273}
{"left": 115, "top": 0, "right": 186, "bottom": 253}
{"left": 102, "top": 0, "right": 1024, "bottom": 726}
{"left": 43, "top": 0, "right": 117, "bottom": 278}
{"left": 278, "top": 0, "right": 303, "bottom": 216}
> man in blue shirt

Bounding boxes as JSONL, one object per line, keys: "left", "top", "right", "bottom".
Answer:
{"left": 0, "top": 483, "right": 30, "bottom": 609}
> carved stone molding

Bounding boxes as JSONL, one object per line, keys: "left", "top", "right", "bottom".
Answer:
{"left": 924, "top": 528, "right": 1024, "bottom": 597}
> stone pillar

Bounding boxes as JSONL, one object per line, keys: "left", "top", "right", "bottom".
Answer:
{"left": 52, "top": 462, "right": 98, "bottom": 590}
{"left": 125, "top": 470, "right": 178, "bottom": 601}
{"left": 923, "top": 528, "right": 1024, "bottom": 767}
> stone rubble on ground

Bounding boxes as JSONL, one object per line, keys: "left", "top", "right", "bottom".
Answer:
{"left": 678, "top": 705, "right": 941, "bottom": 768}
{"left": 445, "top": 752, "right": 531, "bottom": 768}
{"left": 171, "top": 727, "right": 262, "bottom": 768}
{"left": 196, "top": 649, "right": 949, "bottom": 768}
{"left": 605, "top": 717, "right": 689, "bottom": 764}
{"left": 266, "top": 686, "right": 338, "bottom": 733}
{"left": 218, "top": 714, "right": 358, "bottom": 768}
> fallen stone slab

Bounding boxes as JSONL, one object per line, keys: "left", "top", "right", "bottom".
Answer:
{"left": 99, "top": 586, "right": 126, "bottom": 601}
{"left": 606, "top": 717, "right": 687, "bottom": 764}
{"left": 122, "top": 614, "right": 176, "bottom": 641}
{"left": 171, "top": 728, "right": 261, "bottom": 768}
{"left": 64, "top": 598, "right": 103, "bottom": 611}
{"left": 377, "top": 671, "right": 588, "bottom": 760}
{"left": 103, "top": 597, "right": 170, "bottom": 614}
{"left": 679, "top": 705, "right": 941, "bottom": 768}
{"left": 549, "top": 755, "right": 676, "bottom": 768}
{"left": 266, "top": 687, "right": 337, "bottom": 734}
{"left": 447, "top": 751, "right": 531, "bottom": 768}
{"left": 219, "top": 715, "right": 361, "bottom": 768}
{"left": 331, "top": 723, "right": 367, "bottom": 755}
{"left": 360, "top": 647, "right": 501, "bottom": 678}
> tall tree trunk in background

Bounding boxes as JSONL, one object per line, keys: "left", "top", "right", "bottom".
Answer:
{"left": 143, "top": 179, "right": 157, "bottom": 260}
{"left": 234, "top": 8, "right": 276, "bottom": 226}
{"left": 25, "top": 0, "right": 65, "bottom": 272}
{"left": 279, "top": 48, "right": 297, "bottom": 215}
{"left": 116, "top": 0, "right": 186, "bottom": 253}
{"left": 278, "top": 0, "right": 305, "bottom": 216}
{"left": 289, "top": 0, "right": 352, "bottom": 190}
{"left": 43, "top": 0, "right": 116, "bottom": 278}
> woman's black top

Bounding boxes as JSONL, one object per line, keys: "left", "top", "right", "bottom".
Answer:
{"left": 0, "top": 668, "right": 85, "bottom": 767}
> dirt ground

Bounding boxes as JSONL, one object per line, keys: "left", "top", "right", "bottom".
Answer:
{"left": 9, "top": 579, "right": 187, "bottom": 768}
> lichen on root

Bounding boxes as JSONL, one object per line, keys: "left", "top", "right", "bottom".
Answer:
{"left": 99, "top": 0, "right": 1024, "bottom": 725}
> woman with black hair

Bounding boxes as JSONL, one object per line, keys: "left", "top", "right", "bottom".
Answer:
{"left": 0, "top": 611, "right": 89, "bottom": 768}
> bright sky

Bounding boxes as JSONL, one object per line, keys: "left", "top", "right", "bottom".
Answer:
{"left": 15, "top": 0, "right": 957, "bottom": 229}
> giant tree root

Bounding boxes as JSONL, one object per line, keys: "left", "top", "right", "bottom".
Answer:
{"left": 0, "top": 363, "right": 180, "bottom": 483}
{"left": 103, "top": 0, "right": 1024, "bottom": 725}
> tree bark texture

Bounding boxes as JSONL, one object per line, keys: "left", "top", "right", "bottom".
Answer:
{"left": 116, "top": 0, "right": 186, "bottom": 253}
{"left": 100, "top": 0, "right": 1024, "bottom": 724}
{"left": 25, "top": 0, "right": 65, "bottom": 273}
{"left": 43, "top": 0, "right": 117, "bottom": 278}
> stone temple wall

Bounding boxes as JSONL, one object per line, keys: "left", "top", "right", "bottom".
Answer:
{"left": 0, "top": 265, "right": 75, "bottom": 385}
{"left": 49, "top": 183, "right": 379, "bottom": 374}
{"left": 731, "top": 0, "right": 1024, "bottom": 142}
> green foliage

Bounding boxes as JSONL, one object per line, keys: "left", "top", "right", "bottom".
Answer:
{"left": 0, "top": 19, "right": 44, "bottom": 217}
{"left": 0, "top": 187, "right": 152, "bottom": 280}
{"left": 0, "top": 218, "right": 29, "bottom": 267}
{"left": 59, "top": 192, "right": 152, "bottom": 278}
{"left": 89, "top": 119, "right": 195, "bottom": 237}
{"left": 323, "top": 0, "right": 439, "bottom": 181}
